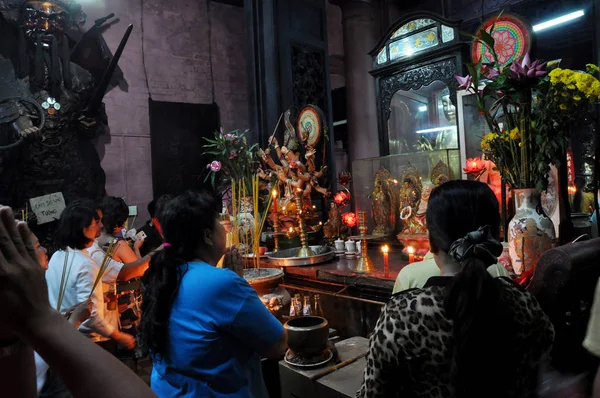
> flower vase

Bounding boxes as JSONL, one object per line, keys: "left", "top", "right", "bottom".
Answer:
{"left": 508, "top": 189, "right": 556, "bottom": 275}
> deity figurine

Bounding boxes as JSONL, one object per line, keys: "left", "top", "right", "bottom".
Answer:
{"left": 258, "top": 107, "right": 330, "bottom": 208}
{"left": 397, "top": 163, "right": 423, "bottom": 235}
{"left": 415, "top": 161, "right": 450, "bottom": 228}
{"left": 0, "top": 0, "right": 124, "bottom": 248}
{"left": 370, "top": 167, "right": 396, "bottom": 236}
{"left": 322, "top": 201, "right": 348, "bottom": 241}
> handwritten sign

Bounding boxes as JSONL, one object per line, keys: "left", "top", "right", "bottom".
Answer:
{"left": 29, "top": 192, "right": 66, "bottom": 225}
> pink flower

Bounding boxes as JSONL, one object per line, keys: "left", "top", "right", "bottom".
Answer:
{"left": 491, "top": 30, "right": 516, "bottom": 65}
{"left": 219, "top": 127, "right": 225, "bottom": 139}
{"left": 455, "top": 75, "right": 472, "bottom": 89}
{"left": 481, "top": 64, "right": 499, "bottom": 79}
{"left": 508, "top": 53, "right": 546, "bottom": 81}
{"left": 229, "top": 151, "right": 237, "bottom": 160}
{"left": 207, "top": 161, "right": 221, "bottom": 172}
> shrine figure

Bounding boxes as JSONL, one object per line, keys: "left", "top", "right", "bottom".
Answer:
{"left": 322, "top": 201, "right": 347, "bottom": 241}
{"left": 415, "top": 161, "right": 450, "bottom": 228}
{"left": 0, "top": 0, "right": 125, "bottom": 247}
{"left": 397, "top": 163, "right": 424, "bottom": 235}
{"left": 370, "top": 167, "right": 396, "bottom": 236}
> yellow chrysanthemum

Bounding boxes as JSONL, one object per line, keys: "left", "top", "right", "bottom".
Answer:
{"left": 573, "top": 95, "right": 582, "bottom": 101}
{"left": 509, "top": 127, "right": 520, "bottom": 140}
{"left": 567, "top": 84, "right": 576, "bottom": 90}
{"left": 587, "top": 64, "right": 600, "bottom": 74}
{"left": 559, "top": 104, "right": 567, "bottom": 110}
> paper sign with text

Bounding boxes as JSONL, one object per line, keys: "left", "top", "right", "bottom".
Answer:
{"left": 29, "top": 192, "right": 66, "bottom": 225}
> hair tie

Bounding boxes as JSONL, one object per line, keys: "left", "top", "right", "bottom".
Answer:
{"left": 447, "top": 226, "right": 502, "bottom": 266}
{"left": 163, "top": 243, "right": 172, "bottom": 248}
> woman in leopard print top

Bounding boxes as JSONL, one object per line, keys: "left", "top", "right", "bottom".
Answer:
{"left": 357, "top": 181, "right": 554, "bottom": 398}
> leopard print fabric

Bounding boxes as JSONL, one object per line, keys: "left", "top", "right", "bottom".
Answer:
{"left": 356, "top": 277, "right": 554, "bottom": 398}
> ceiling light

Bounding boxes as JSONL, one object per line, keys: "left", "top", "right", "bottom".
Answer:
{"left": 416, "top": 126, "right": 457, "bottom": 134}
{"left": 533, "top": 10, "right": 585, "bottom": 32}
{"left": 418, "top": 105, "right": 427, "bottom": 112}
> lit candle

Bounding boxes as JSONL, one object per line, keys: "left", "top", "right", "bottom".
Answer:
{"left": 272, "top": 189, "right": 278, "bottom": 213}
{"left": 407, "top": 246, "right": 415, "bottom": 264}
{"left": 381, "top": 244, "right": 389, "bottom": 270}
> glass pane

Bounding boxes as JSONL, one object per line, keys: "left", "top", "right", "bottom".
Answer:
{"left": 441, "top": 25, "right": 455, "bottom": 43}
{"left": 389, "top": 27, "right": 439, "bottom": 60}
{"left": 387, "top": 81, "right": 457, "bottom": 155}
{"left": 391, "top": 19, "right": 436, "bottom": 39}
{"left": 377, "top": 48, "right": 387, "bottom": 64}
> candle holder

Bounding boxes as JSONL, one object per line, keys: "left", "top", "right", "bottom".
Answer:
{"left": 294, "top": 190, "right": 315, "bottom": 258}
{"left": 272, "top": 211, "right": 281, "bottom": 252}
{"left": 349, "top": 211, "right": 376, "bottom": 273}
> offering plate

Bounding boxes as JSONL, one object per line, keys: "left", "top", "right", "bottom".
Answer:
{"left": 267, "top": 245, "right": 335, "bottom": 267}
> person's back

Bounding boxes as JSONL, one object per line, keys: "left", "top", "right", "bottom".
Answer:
{"left": 152, "top": 262, "right": 273, "bottom": 397}
{"left": 141, "top": 192, "right": 286, "bottom": 398}
{"left": 357, "top": 180, "right": 554, "bottom": 398}
{"left": 360, "top": 277, "right": 552, "bottom": 397}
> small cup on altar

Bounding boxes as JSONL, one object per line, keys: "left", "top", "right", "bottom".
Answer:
{"left": 345, "top": 239, "right": 357, "bottom": 255}
{"left": 334, "top": 239, "right": 345, "bottom": 253}
{"left": 258, "top": 246, "right": 267, "bottom": 256}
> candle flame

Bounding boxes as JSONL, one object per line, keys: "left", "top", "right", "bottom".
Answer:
{"left": 407, "top": 246, "right": 415, "bottom": 254}
{"left": 393, "top": 179, "right": 398, "bottom": 185}
{"left": 289, "top": 227, "right": 293, "bottom": 232}
{"left": 381, "top": 244, "right": 389, "bottom": 254}
{"left": 272, "top": 189, "right": 278, "bottom": 198}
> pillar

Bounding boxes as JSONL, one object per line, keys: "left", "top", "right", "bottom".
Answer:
{"left": 331, "top": 0, "right": 380, "bottom": 162}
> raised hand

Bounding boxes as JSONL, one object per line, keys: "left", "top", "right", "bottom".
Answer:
{"left": 223, "top": 246, "right": 243, "bottom": 277}
{"left": 0, "top": 206, "right": 49, "bottom": 339}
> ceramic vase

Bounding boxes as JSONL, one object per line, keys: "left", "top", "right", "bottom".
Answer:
{"left": 508, "top": 189, "right": 555, "bottom": 275}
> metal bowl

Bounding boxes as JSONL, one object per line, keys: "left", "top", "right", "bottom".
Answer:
{"left": 284, "top": 316, "right": 329, "bottom": 356}
{"left": 267, "top": 245, "right": 336, "bottom": 267}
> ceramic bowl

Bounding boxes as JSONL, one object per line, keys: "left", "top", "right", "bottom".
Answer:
{"left": 284, "top": 316, "right": 329, "bottom": 357}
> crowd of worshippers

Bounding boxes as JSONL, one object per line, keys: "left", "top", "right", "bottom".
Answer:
{"left": 3, "top": 182, "right": 600, "bottom": 397}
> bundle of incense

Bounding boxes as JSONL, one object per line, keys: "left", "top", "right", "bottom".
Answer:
{"left": 89, "top": 240, "right": 117, "bottom": 300}
{"left": 252, "top": 175, "right": 273, "bottom": 269}
{"left": 56, "top": 248, "right": 75, "bottom": 311}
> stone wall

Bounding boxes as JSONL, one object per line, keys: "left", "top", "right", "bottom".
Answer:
{"left": 84, "top": 0, "right": 247, "bottom": 225}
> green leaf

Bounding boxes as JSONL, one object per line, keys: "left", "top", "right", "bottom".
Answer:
{"left": 477, "top": 29, "right": 495, "bottom": 51}
{"left": 211, "top": 172, "right": 216, "bottom": 188}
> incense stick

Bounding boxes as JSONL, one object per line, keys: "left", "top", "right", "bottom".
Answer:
{"left": 89, "top": 240, "right": 117, "bottom": 300}
{"left": 56, "top": 249, "right": 75, "bottom": 311}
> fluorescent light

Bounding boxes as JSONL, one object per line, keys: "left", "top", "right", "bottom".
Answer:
{"left": 416, "top": 126, "right": 457, "bottom": 134}
{"left": 533, "top": 10, "right": 585, "bottom": 32}
{"left": 418, "top": 105, "right": 428, "bottom": 112}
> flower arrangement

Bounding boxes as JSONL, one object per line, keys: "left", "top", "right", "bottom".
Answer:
{"left": 203, "top": 128, "right": 260, "bottom": 196}
{"left": 457, "top": 26, "right": 600, "bottom": 190}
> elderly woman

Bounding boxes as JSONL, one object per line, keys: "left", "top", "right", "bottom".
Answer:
{"left": 357, "top": 180, "right": 554, "bottom": 398}
{"left": 141, "top": 191, "right": 287, "bottom": 397}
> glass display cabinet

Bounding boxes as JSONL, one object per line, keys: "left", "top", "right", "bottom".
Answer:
{"left": 368, "top": 12, "right": 467, "bottom": 157}
{"left": 351, "top": 149, "right": 460, "bottom": 236}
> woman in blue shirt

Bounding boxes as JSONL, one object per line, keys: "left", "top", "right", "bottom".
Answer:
{"left": 141, "top": 192, "right": 287, "bottom": 397}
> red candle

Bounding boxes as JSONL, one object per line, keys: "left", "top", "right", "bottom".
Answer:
{"left": 272, "top": 189, "right": 278, "bottom": 213}
{"left": 407, "top": 246, "right": 415, "bottom": 264}
{"left": 381, "top": 245, "right": 390, "bottom": 270}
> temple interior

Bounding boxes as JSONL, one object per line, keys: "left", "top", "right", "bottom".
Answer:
{"left": 2, "top": 0, "right": 600, "bottom": 397}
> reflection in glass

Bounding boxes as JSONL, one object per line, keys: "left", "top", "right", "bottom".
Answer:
{"left": 387, "top": 81, "right": 457, "bottom": 155}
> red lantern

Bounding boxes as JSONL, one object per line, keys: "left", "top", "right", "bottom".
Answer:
{"left": 342, "top": 212, "right": 357, "bottom": 228}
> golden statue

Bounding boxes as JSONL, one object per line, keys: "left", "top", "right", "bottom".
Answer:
{"left": 397, "top": 163, "right": 424, "bottom": 235}
{"left": 323, "top": 202, "right": 348, "bottom": 241}
{"left": 370, "top": 167, "right": 396, "bottom": 236}
{"left": 415, "top": 161, "right": 451, "bottom": 228}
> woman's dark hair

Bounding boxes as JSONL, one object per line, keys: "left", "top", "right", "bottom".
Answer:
{"left": 426, "top": 180, "right": 510, "bottom": 397}
{"left": 147, "top": 200, "right": 157, "bottom": 218}
{"left": 101, "top": 197, "right": 129, "bottom": 233}
{"left": 141, "top": 191, "right": 220, "bottom": 359}
{"left": 56, "top": 203, "right": 100, "bottom": 250}
{"left": 573, "top": 176, "right": 586, "bottom": 213}
{"left": 154, "top": 194, "right": 175, "bottom": 222}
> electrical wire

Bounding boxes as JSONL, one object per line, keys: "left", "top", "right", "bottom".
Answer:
{"left": 206, "top": 0, "right": 216, "bottom": 104}
{"left": 140, "top": 0, "right": 151, "bottom": 99}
